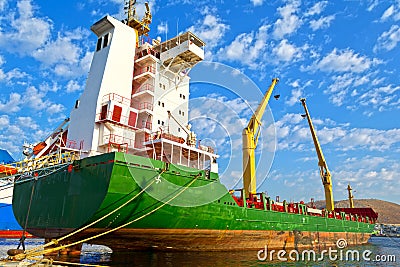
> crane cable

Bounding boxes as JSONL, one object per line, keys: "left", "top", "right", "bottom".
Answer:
{"left": 24, "top": 169, "right": 166, "bottom": 256}
{"left": 23, "top": 172, "right": 200, "bottom": 260}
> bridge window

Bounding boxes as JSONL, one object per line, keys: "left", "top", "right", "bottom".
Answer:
{"left": 96, "top": 32, "right": 112, "bottom": 52}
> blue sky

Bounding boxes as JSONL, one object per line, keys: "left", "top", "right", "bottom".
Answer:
{"left": 0, "top": 0, "right": 399, "bottom": 205}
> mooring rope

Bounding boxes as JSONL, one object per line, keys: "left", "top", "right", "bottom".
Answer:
{"left": 17, "top": 178, "right": 37, "bottom": 251}
{"left": 24, "top": 169, "right": 166, "bottom": 256}
{"left": 21, "top": 172, "right": 201, "bottom": 260}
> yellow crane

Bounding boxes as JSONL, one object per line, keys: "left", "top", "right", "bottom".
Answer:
{"left": 125, "top": 1, "right": 152, "bottom": 46}
{"left": 300, "top": 98, "right": 334, "bottom": 212}
{"left": 347, "top": 184, "right": 355, "bottom": 208}
{"left": 242, "top": 78, "right": 279, "bottom": 198}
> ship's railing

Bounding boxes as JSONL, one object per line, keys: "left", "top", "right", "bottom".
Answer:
{"left": 132, "top": 83, "right": 154, "bottom": 95}
{"left": 102, "top": 93, "right": 131, "bottom": 106}
{"left": 138, "top": 120, "right": 152, "bottom": 130}
{"left": 66, "top": 139, "right": 84, "bottom": 150}
{"left": 134, "top": 65, "right": 156, "bottom": 77}
{"left": 103, "top": 134, "right": 135, "bottom": 148}
{"left": 97, "top": 110, "right": 137, "bottom": 128}
{"left": 229, "top": 190, "right": 375, "bottom": 224}
{"left": 135, "top": 47, "right": 160, "bottom": 60}
{"left": 131, "top": 101, "right": 154, "bottom": 111}
{"left": 139, "top": 102, "right": 153, "bottom": 111}
{"left": 0, "top": 151, "right": 79, "bottom": 176}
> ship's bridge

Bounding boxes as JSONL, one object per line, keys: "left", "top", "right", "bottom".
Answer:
{"left": 153, "top": 31, "right": 205, "bottom": 72}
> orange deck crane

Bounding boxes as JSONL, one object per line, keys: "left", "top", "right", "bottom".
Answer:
{"left": 300, "top": 98, "right": 335, "bottom": 212}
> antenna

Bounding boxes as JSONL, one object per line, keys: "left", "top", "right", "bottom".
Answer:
{"left": 177, "top": 18, "right": 179, "bottom": 42}
{"left": 124, "top": 0, "right": 136, "bottom": 22}
{"left": 124, "top": 1, "right": 152, "bottom": 41}
{"left": 165, "top": 21, "right": 168, "bottom": 47}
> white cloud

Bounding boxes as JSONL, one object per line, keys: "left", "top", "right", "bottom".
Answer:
{"left": 374, "top": 25, "right": 400, "bottom": 52}
{"left": 338, "top": 128, "right": 400, "bottom": 151}
{"left": 272, "top": 39, "right": 301, "bottom": 62}
{"left": 309, "top": 48, "right": 379, "bottom": 73}
{"left": 0, "top": 115, "right": 10, "bottom": 127}
{"left": 358, "top": 84, "right": 400, "bottom": 109}
{"left": 66, "top": 80, "right": 82, "bottom": 93}
{"left": 0, "top": 0, "right": 51, "bottom": 55}
{"left": 0, "top": 92, "right": 22, "bottom": 113}
{"left": 305, "top": 1, "right": 328, "bottom": 16}
{"left": 219, "top": 24, "right": 269, "bottom": 69}
{"left": 187, "top": 11, "right": 229, "bottom": 50}
{"left": 31, "top": 27, "right": 90, "bottom": 78}
{"left": 274, "top": 113, "right": 400, "bottom": 153}
{"left": 0, "top": 1, "right": 91, "bottom": 78}
{"left": 309, "top": 15, "right": 335, "bottom": 31}
{"left": 250, "top": 0, "right": 263, "bottom": 6}
{"left": 0, "top": 67, "right": 29, "bottom": 84}
{"left": 323, "top": 73, "right": 354, "bottom": 106}
{"left": 39, "top": 82, "right": 60, "bottom": 93}
{"left": 0, "top": 56, "right": 29, "bottom": 83}
{"left": 0, "top": 0, "right": 7, "bottom": 11}
{"left": 47, "top": 103, "right": 65, "bottom": 114}
{"left": 367, "top": 0, "right": 379, "bottom": 12}
{"left": 331, "top": 158, "right": 400, "bottom": 200}
{"left": 23, "top": 86, "right": 50, "bottom": 111}
{"left": 33, "top": 33, "right": 81, "bottom": 66}
{"left": 272, "top": 0, "right": 302, "bottom": 39}
{"left": 317, "top": 71, "right": 399, "bottom": 109}
{"left": 285, "top": 87, "right": 303, "bottom": 107}
{"left": 7, "top": 125, "right": 24, "bottom": 135}
{"left": 381, "top": 5, "right": 394, "bottom": 21}
{"left": 17, "top": 116, "right": 38, "bottom": 130}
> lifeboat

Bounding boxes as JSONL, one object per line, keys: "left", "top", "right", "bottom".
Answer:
{"left": 33, "top": 141, "right": 46, "bottom": 155}
{"left": 0, "top": 164, "right": 17, "bottom": 176}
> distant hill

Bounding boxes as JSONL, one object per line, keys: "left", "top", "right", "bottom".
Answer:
{"left": 312, "top": 199, "right": 400, "bottom": 224}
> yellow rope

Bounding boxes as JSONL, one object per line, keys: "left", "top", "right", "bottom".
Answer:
{"left": 25, "top": 170, "right": 164, "bottom": 255}
{"left": 26, "top": 173, "right": 200, "bottom": 259}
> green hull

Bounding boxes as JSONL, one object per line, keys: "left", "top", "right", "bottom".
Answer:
{"left": 12, "top": 152, "right": 374, "bottom": 250}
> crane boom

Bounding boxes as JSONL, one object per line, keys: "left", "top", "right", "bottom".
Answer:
{"left": 347, "top": 184, "right": 354, "bottom": 208}
{"left": 300, "top": 98, "right": 334, "bottom": 212}
{"left": 242, "top": 78, "right": 279, "bottom": 198}
{"left": 167, "top": 111, "right": 196, "bottom": 147}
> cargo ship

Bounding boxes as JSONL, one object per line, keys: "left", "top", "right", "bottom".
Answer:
{"left": 4, "top": 2, "right": 377, "bottom": 254}
{"left": 0, "top": 149, "right": 21, "bottom": 238}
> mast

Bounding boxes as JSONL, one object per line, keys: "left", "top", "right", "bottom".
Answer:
{"left": 125, "top": 0, "right": 152, "bottom": 46}
{"left": 300, "top": 98, "right": 334, "bottom": 212}
{"left": 242, "top": 78, "right": 279, "bottom": 198}
{"left": 347, "top": 184, "right": 354, "bottom": 208}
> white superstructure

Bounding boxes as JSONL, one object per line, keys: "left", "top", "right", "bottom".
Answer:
{"left": 65, "top": 14, "right": 218, "bottom": 172}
